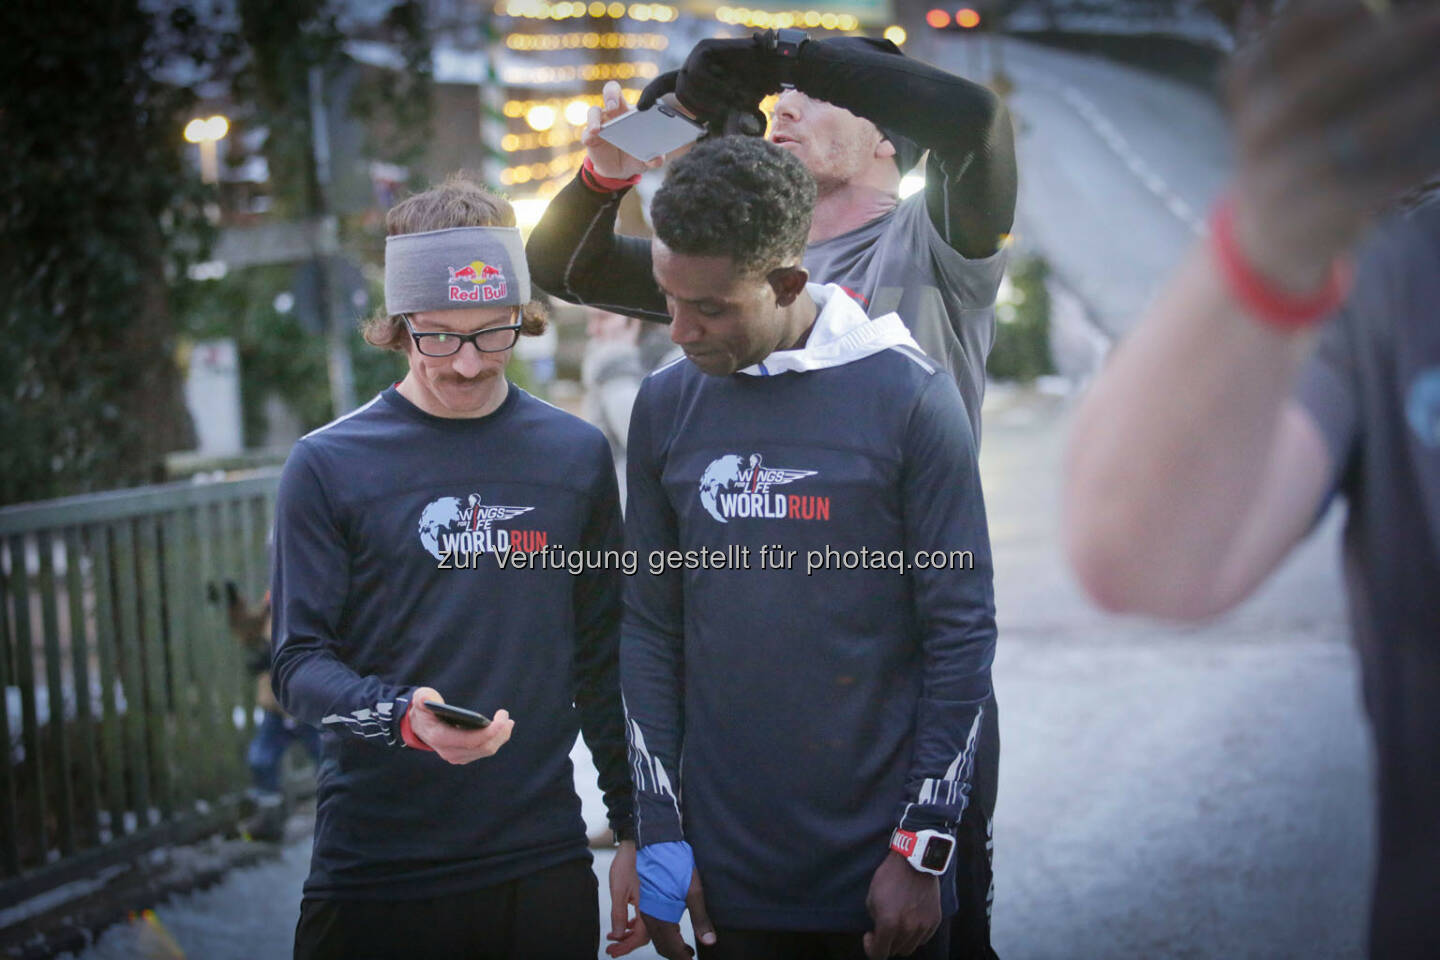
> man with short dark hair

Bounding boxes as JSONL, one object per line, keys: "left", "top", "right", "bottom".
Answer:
{"left": 622, "top": 136, "right": 996, "bottom": 960}
{"left": 271, "top": 176, "right": 646, "bottom": 959}
{"left": 528, "top": 39, "right": 1014, "bottom": 954}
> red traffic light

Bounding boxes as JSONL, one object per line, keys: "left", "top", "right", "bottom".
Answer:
{"left": 956, "top": 7, "right": 981, "bottom": 28}
{"left": 926, "top": 8, "right": 951, "bottom": 28}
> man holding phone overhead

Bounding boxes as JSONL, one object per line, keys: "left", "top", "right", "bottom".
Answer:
{"left": 270, "top": 174, "right": 646, "bottom": 960}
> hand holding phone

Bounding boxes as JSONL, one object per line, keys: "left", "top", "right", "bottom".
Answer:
{"left": 407, "top": 686, "right": 512, "bottom": 764}
{"left": 583, "top": 81, "right": 702, "bottom": 178}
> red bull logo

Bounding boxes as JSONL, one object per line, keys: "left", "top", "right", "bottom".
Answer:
{"left": 448, "top": 260, "right": 508, "bottom": 303}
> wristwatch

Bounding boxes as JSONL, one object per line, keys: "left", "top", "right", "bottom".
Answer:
{"left": 890, "top": 827, "right": 955, "bottom": 876}
{"left": 771, "top": 28, "right": 808, "bottom": 89}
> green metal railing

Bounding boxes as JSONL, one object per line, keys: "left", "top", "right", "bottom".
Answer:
{"left": 0, "top": 472, "right": 280, "bottom": 909}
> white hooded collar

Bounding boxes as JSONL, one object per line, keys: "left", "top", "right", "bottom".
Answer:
{"left": 737, "top": 283, "right": 922, "bottom": 376}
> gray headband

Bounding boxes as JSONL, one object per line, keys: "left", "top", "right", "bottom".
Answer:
{"left": 384, "top": 226, "right": 531, "bottom": 315}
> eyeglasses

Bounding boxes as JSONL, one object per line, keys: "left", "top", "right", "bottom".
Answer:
{"left": 402, "top": 311, "right": 523, "bottom": 357}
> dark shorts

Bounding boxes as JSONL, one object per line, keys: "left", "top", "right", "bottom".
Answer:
{"left": 696, "top": 923, "right": 949, "bottom": 960}
{"left": 293, "top": 857, "right": 598, "bottom": 960}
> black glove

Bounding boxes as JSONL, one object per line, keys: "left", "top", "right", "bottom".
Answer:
{"left": 637, "top": 69, "right": 767, "bottom": 140}
{"left": 686, "top": 33, "right": 784, "bottom": 109}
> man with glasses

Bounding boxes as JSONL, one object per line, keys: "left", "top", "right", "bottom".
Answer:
{"left": 270, "top": 175, "right": 647, "bottom": 959}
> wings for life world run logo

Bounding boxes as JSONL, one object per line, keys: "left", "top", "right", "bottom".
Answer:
{"left": 418, "top": 493, "right": 547, "bottom": 561}
{"left": 447, "top": 260, "right": 508, "bottom": 304}
{"left": 698, "top": 454, "right": 830, "bottom": 523}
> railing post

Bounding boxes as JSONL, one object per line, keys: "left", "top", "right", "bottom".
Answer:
{"left": 88, "top": 525, "right": 126, "bottom": 843}
{"left": 6, "top": 534, "right": 46, "bottom": 867}
{"left": 0, "top": 542, "right": 20, "bottom": 875}
{"left": 63, "top": 526, "right": 102, "bottom": 850}
{"left": 36, "top": 530, "right": 77, "bottom": 857}
{"left": 137, "top": 517, "right": 173, "bottom": 821}
{"left": 160, "top": 510, "right": 196, "bottom": 813}
{"left": 111, "top": 521, "right": 152, "bottom": 831}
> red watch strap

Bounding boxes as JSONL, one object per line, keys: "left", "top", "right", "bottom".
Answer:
{"left": 399, "top": 700, "right": 434, "bottom": 751}
{"left": 890, "top": 828, "right": 919, "bottom": 857}
{"left": 580, "top": 156, "right": 641, "bottom": 193}
{"left": 1209, "top": 194, "right": 1353, "bottom": 330}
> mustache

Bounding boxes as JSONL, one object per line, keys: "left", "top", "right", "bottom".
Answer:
{"left": 437, "top": 367, "right": 501, "bottom": 386}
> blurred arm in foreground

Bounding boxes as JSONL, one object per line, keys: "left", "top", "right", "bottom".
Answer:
{"left": 1064, "top": 0, "right": 1440, "bottom": 619}
{"left": 1064, "top": 3, "right": 1440, "bottom": 954}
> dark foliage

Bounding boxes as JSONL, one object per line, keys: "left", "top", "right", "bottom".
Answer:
{"left": 0, "top": 0, "right": 223, "bottom": 505}
{"left": 987, "top": 256, "right": 1055, "bottom": 382}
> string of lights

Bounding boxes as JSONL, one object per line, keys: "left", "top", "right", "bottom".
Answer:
{"left": 715, "top": 8, "right": 860, "bottom": 31}
{"left": 499, "top": 147, "right": 589, "bottom": 185}
{"left": 505, "top": 31, "right": 669, "bottom": 50}
{"left": 498, "top": 2, "right": 678, "bottom": 21}
{"left": 503, "top": 90, "right": 643, "bottom": 119}
{"left": 502, "top": 60, "right": 659, "bottom": 84}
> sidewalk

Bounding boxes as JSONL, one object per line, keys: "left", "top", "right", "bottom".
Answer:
{"left": 58, "top": 388, "right": 1369, "bottom": 960}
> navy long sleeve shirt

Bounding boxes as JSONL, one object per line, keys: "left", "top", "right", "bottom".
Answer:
{"left": 622, "top": 338, "right": 996, "bottom": 931}
{"left": 271, "top": 384, "right": 632, "bottom": 899}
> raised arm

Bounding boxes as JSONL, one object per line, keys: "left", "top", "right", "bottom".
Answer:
{"left": 795, "top": 38, "right": 1017, "bottom": 258}
{"left": 1062, "top": 245, "right": 1338, "bottom": 619}
{"left": 1063, "top": 0, "right": 1440, "bottom": 619}
{"left": 641, "top": 33, "right": 1017, "bottom": 258}
{"left": 524, "top": 173, "right": 668, "bottom": 321}
{"left": 525, "top": 83, "right": 671, "bottom": 321}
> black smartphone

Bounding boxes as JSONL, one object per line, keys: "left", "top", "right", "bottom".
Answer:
{"left": 421, "top": 700, "right": 492, "bottom": 730}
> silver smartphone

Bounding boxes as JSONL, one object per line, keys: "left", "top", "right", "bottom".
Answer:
{"left": 596, "top": 102, "right": 706, "bottom": 163}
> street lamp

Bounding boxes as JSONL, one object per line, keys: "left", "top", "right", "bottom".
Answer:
{"left": 184, "top": 114, "right": 229, "bottom": 183}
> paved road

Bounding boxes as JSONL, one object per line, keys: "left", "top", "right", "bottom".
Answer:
{"left": 944, "top": 34, "right": 1232, "bottom": 339}
{"left": 979, "top": 390, "right": 1368, "bottom": 960}
{"left": 63, "top": 35, "right": 1374, "bottom": 960}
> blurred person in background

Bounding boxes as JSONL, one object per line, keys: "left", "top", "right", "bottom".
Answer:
{"left": 582, "top": 307, "right": 645, "bottom": 500}
{"left": 1063, "top": 2, "right": 1440, "bottom": 955}
{"left": 270, "top": 176, "right": 644, "bottom": 959}
{"left": 527, "top": 32, "right": 1016, "bottom": 957}
{"left": 221, "top": 582, "right": 321, "bottom": 843}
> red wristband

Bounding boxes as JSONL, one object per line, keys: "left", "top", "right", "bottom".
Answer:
{"left": 1209, "top": 195, "right": 1353, "bottom": 330}
{"left": 581, "top": 155, "right": 641, "bottom": 193}
{"left": 399, "top": 700, "right": 434, "bottom": 751}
